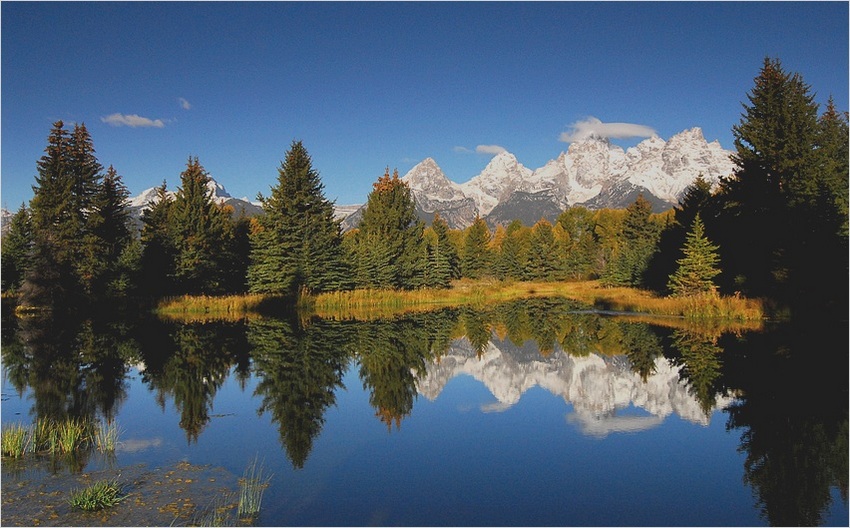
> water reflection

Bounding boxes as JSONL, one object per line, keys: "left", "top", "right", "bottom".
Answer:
{"left": 2, "top": 298, "right": 846, "bottom": 525}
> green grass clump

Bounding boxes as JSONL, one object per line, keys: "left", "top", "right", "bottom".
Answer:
{"left": 56, "top": 418, "right": 92, "bottom": 455}
{"left": 1, "top": 423, "right": 31, "bottom": 458}
{"left": 68, "top": 478, "right": 124, "bottom": 511}
{"left": 93, "top": 420, "right": 122, "bottom": 453}
{"left": 238, "top": 456, "right": 272, "bottom": 520}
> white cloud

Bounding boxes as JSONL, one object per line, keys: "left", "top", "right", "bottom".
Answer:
{"left": 453, "top": 146, "right": 473, "bottom": 153}
{"left": 475, "top": 144, "right": 507, "bottom": 155}
{"left": 178, "top": 97, "right": 192, "bottom": 110}
{"left": 559, "top": 116, "right": 656, "bottom": 143}
{"left": 101, "top": 113, "right": 165, "bottom": 128}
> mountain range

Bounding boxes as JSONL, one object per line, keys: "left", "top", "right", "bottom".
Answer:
{"left": 343, "top": 127, "right": 736, "bottom": 230}
{"left": 1, "top": 127, "right": 735, "bottom": 237}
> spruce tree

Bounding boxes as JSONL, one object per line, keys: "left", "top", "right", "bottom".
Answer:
{"left": 1, "top": 204, "right": 33, "bottom": 293}
{"left": 354, "top": 168, "right": 425, "bottom": 289}
{"left": 23, "top": 121, "right": 77, "bottom": 307}
{"left": 170, "top": 157, "right": 233, "bottom": 294}
{"left": 140, "top": 182, "right": 176, "bottom": 297}
{"left": 248, "top": 141, "right": 351, "bottom": 295}
{"left": 667, "top": 215, "right": 721, "bottom": 297}
{"left": 460, "top": 216, "right": 491, "bottom": 279}
{"left": 602, "top": 194, "right": 660, "bottom": 287}
{"left": 525, "top": 218, "right": 558, "bottom": 281}
{"left": 423, "top": 214, "right": 456, "bottom": 288}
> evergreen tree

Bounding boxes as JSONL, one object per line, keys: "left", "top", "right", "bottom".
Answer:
{"left": 170, "top": 157, "right": 233, "bottom": 294}
{"left": 717, "top": 57, "right": 821, "bottom": 301}
{"left": 1, "top": 204, "right": 33, "bottom": 293}
{"left": 140, "top": 182, "right": 176, "bottom": 297}
{"left": 714, "top": 57, "right": 849, "bottom": 314}
{"left": 354, "top": 168, "right": 425, "bottom": 289}
{"left": 80, "top": 165, "right": 132, "bottom": 297}
{"left": 525, "top": 218, "right": 558, "bottom": 281}
{"left": 667, "top": 215, "right": 721, "bottom": 296}
{"left": 248, "top": 141, "right": 351, "bottom": 295}
{"left": 423, "top": 214, "right": 457, "bottom": 288}
{"left": 492, "top": 220, "right": 529, "bottom": 280}
{"left": 602, "top": 194, "right": 660, "bottom": 287}
{"left": 23, "top": 121, "right": 77, "bottom": 307}
{"left": 460, "top": 215, "right": 491, "bottom": 279}
{"left": 557, "top": 207, "right": 598, "bottom": 280}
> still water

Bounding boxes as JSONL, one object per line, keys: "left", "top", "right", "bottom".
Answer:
{"left": 1, "top": 298, "right": 847, "bottom": 526}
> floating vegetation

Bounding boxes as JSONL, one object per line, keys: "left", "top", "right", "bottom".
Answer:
{"left": 68, "top": 478, "right": 125, "bottom": 511}
{"left": 238, "top": 456, "right": 272, "bottom": 520}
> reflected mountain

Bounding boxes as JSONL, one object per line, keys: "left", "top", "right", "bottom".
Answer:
{"left": 416, "top": 332, "right": 735, "bottom": 437}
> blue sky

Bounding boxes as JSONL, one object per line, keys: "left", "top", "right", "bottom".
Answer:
{"left": 2, "top": 1, "right": 848, "bottom": 209}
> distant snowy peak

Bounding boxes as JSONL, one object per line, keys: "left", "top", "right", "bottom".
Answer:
{"left": 129, "top": 178, "right": 234, "bottom": 211}
{"left": 460, "top": 151, "right": 533, "bottom": 216}
{"left": 402, "top": 157, "right": 466, "bottom": 201}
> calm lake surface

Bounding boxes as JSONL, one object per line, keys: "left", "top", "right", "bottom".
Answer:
{"left": 1, "top": 298, "right": 847, "bottom": 526}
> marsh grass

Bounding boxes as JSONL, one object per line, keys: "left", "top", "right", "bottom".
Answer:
{"left": 238, "top": 456, "right": 272, "bottom": 520}
{"left": 68, "top": 478, "right": 124, "bottom": 511}
{"left": 1, "top": 418, "right": 121, "bottom": 460}
{"left": 155, "top": 294, "right": 281, "bottom": 321}
{"left": 1, "top": 423, "right": 30, "bottom": 458}
{"left": 56, "top": 418, "right": 92, "bottom": 455}
{"left": 192, "top": 492, "right": 238, "bottom": 526}
{"left": 93, "top": 420, "right": 122, "bottom": 453}
{"left": 311, "top": 280, "right": 764, "bottom": 322}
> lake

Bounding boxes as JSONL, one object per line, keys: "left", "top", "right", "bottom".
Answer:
{"left": 1, "top": 298, "right": 847, "bottom": 526}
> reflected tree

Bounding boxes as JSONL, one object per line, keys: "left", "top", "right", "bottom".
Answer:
{"left": 140, "top": 321, "right": 244, "bottom": 443}
{"left": 248, "top": 315, "right": 352, "bottom": 469}
{"left": 354, "top": 318, "right": 433, "bottom": 431}
{"left": 669, "top": 329, "right": 724, "bottom": 417}
{"left": 723, "top": 320, "right": 848, "bottom": 525}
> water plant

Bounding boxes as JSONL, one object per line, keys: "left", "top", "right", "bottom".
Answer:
{"left": 238, "top": 456, "right": 272, "bottom": 519}
{"left": 55, "top": 418, "right": 92, "bottom": 455}
{"left": 68, "top": 478, "right": 124, "bottom": 511}
{"left": 94, "top": 420, "right": 122, "bottom": 453}
{"left": 1, "top": 422, "right": 30, "bottom": 458}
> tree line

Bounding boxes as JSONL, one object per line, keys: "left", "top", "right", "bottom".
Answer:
{"left": 3, "top": 58, "right": 847, "bottom": 318}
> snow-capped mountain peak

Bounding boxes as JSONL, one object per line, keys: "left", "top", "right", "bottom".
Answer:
{"left": 460, "top": 151, "right": 533, "bottom": 216}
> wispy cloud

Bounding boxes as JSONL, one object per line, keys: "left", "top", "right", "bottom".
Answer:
{"left": 101, "top": 113, "right": 165, "bottom": 128}
{"left": 475, "top": 144, "right": 506, "bottom": 155}
{"left": 178, "top": 97, "right": 192, "bottom": 110}
{"left": 454, "top": 144, "right": 507, "bottom": 155}
{"left": 559, "top": 117, "right": 656, "bottom": 143}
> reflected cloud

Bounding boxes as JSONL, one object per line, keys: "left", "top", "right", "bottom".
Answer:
{"left": 117, "top": 437, "right": 163, "bottom": 453}
{"left": 566, "top": 411, "right": 664, "bottom": 438}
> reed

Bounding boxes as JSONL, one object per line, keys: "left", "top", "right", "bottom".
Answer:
{"left": 93, "top": 420, "right": 122, "bottom": 453}
{"left": 238, "top": 456, "right": 272, "bottom": 519}
{"left": 55, "top": 418, "right": 92, "bottom": 455}
{"left": 68, "top": 478, "right": 124, "bottom": 511}
{"left": 1, "top": 423, "right": 31, "bottom": 458}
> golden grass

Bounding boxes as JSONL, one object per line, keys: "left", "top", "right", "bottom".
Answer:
{"left": 153, "top": 280, "right": 765, "bottom": 324}
{"left": 311, "top": 280, "right": 764, "bottom": 323}
{"left": 154, "top": 294, "right": 280, "bottom": 322}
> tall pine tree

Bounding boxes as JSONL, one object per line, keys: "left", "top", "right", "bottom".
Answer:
{"left": 248, "top": 141, "right": 351, "bottom": 295}
{"left": 667, "top": 215, "right": 721, "bottom": 297}
{"left": 354, "top": 168, "right": 425, "bottom": 290}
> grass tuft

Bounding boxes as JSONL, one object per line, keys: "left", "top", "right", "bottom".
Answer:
{"left": 238, "top": 456, "right": 272, "bottom": 520}
{"left": 68, "top": 478, "right": 124, "bottom": 511}
{"left": 1, "top": 423, "right": 31, "bottom": 458}
{"left": 93, "top": 420, "right": 122, "bottom": 453}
